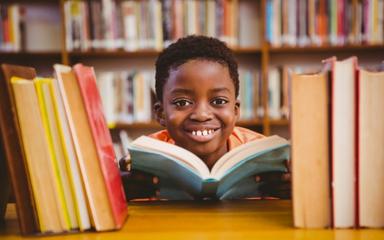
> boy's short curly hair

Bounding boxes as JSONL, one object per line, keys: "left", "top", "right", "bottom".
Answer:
{"left": 155, "top": 35, "right": 239, "bottom": 101}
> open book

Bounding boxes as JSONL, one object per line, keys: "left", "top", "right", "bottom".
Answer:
{"left": 128, "top": 135, "right": 290, "bottom": 199}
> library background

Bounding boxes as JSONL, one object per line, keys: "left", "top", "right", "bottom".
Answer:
{"left": 1, "top": 0, "right": 383, "bottom": 147}
{"left": 1, "top": 0, "right": 384, "bottom": 238}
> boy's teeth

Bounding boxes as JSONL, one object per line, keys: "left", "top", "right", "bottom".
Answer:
{"left": 191, "top": 129, "right": 215, "bottom": 136}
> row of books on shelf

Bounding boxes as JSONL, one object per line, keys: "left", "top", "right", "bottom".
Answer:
{"left": 0, "top": 4, "right": 62, "bottom": 52}
{"left": 0, "top": 4, "right": 21, "bottom": 52}
{"left": 292, "top": 57, "right": 384, "bottom": 228}
{"left": 65, "top": 0, "right": 159, "bottom": 51}
{"left": 95, "top": 70, "right": 154, "bottom": 126}
{"left": 95, "top": 67, "right": 265, "bottom": 127}
{"left": 0, "top": 63, "right": 127, "bottom": 235}
{"left": 238, "top": 68, "right": 263, "bottom": 120}
{"left": 266, "top": 0, "right": 384, "bottom": 47}
{"left": 65, "top": 0, "right": 260, "bottom": 51}
{"left": 4, "top": 0, "right": 384, "bottom": 53}
{"left": 268, "top": 65, "right": 316, "bottom": 120}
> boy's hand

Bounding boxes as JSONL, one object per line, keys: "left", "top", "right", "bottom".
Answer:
{"left": 256, "top": 160, "right": 291, "bottom": 199}
{"left": 120, "top": 170, "right": 159, "bottom": 200}
{"left": 119, "top": 156, "right": 160, "bottom": 200}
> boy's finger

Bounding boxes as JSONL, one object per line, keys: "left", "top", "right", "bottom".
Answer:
{"left": 153, "top": 176, "right": 160, "bottom": 184}
{"left": 259, "top": 182, "right": 291, "bottom": 199}
{"left": 121, "top": 170, "right": 159, "bottom": 185}
{"left": 123, "top": 183, "right": 158, "bottom": 199}
{"left": 281, "top": 172, "right": 291, "bottom": 182}
{"left": 284, "top": 159, "right": 291, "bottom": 172}
{"left": 258, "top": 171, "right": 284, "bottom": 182}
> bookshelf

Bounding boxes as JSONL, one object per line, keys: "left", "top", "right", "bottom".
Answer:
{"left": 1, "top": 0, "right": 384, "bottom": 137}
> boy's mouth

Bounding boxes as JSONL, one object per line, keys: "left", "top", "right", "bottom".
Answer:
{"left": 191, "top": 129, "right": 215, "bottom": 136}
{"left": 185, "top": 128, "right": 219, "bottom": 142}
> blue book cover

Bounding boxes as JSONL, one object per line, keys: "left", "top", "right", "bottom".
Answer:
{"left": 128, "top": 135, "right": 290, "bottom": 199}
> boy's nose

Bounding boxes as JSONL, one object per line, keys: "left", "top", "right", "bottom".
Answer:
{"left": 189, "top": 103, "right": 213, "bottom": 121}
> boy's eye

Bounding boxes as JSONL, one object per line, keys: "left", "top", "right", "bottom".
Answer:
{"left": 211, "top": 98, "right": 228, "bottom": 105}
{"left": 173, "top": 99, "right": 192, "bottom": 107}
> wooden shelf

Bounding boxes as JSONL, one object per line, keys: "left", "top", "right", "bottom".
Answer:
{"left": 269, "top": 44, "right": 384, "bottom": 53}
{"left": 269, "top": 119, "right": 290, "bottom": 126}
{"left": 68, "top": 47, "right": 261, "bottom": 58}
{"left": 2, "top": 0, "right": 58, "bottom": 3}
{"left": 0, "top": 51, "right": 62, "bottom": 57}
{"left": 237, "top": 119, "right": 263, "bottom": 127}
{"left": 232, "top": 47, "right": 261, "bottom": 54}
{"left": 69, "top": 49, "right": 161, "bottom": 58}
{"left": 69, "top": 44, "right": 381, "bottom": 57}
{"left": 111, "top": 121, "right": 163, "bottom": 130}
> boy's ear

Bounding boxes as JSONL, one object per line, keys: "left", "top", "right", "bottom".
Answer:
{"left": 153, "top": 101, "right": 166, "bottom": 127}
{"left": 234, "top": 99, "right": 240, "bottom": 120}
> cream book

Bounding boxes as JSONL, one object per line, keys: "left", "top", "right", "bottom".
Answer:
{"left": 358, "top": 69, "right": 384, "bottom": 228}
{"left": 291, "top": 69, "right": 331, "bottom": 229}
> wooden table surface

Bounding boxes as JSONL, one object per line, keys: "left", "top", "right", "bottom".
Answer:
{"left": 1, "top": 200, "right": 383, "bottom": 240}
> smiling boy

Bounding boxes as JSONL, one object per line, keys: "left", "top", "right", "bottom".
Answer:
{"left": 151, "top": 36, "right": 264, "bottom": 169}
{"left": 121, "top": 35, "right": 289, "bottom": 200}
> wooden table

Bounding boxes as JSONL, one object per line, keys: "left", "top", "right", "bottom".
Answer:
{"left": 1, "top": 200, "right": 383, "bottom": 239}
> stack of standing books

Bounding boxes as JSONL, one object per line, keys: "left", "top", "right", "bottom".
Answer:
{"left": 0, "top": 63, "right": 127, "bottom": 235}
{"left": 291, "top": 57, "right": 384, "bottom": 228}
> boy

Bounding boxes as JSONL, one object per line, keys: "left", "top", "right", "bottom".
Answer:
{"left": 121, "top": 35, "right": 290, "bottom": 200}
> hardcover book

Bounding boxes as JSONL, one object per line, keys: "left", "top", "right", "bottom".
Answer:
{"left": 11, "top": 77, "right": 65, "bottom": 233}
{"left": 128, "top": 135, "right": 290, "bottom": 199}
{"left": 328, "top": 57, "right": 358, "bottom": 228}
{"left": 72, "top": 64, "right": 127, "bottom": 229}
{"left": 55, "top": 64, "right": 127, "bottom": 231}
{"left": 0, "top": 64, "right": 38, "bottom": 234}
{"left": 291, "top": 69, "right": 331, "bottom": 228}
{"left": 358, "top": 69, "right": 384, "bottom": 228}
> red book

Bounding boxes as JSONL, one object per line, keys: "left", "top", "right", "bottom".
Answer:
{"left": 73, "top": 64, "right": 127, "bottom": 228}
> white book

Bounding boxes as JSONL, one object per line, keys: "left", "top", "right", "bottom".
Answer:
{"left": 97, "top": 72, "right": 117, "bottom": 126}
{"left": 330, "top": 57, "right": 357, "bottom": 228}
{"left": 24, "top": 5, "right": 62, "bottom": 52}
{"left": 238, "top": 0, "right": 260, "bottom": 48}
{"left": 206, "top": 0, "right": 216, "bottom": 37}
{"left": 268, "top": 68, "right": 281, "bottom": 119}
{"left": 121, "top": 1, "right": 138, "bottom": 51}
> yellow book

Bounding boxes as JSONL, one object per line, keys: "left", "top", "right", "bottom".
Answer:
{"left": 49, "top": 74, "right": 91, "bottom": 231}
{"left": 34, "top": 78, "right": 73, "bottom": 231}
{"left": 11, "top": 77, "right": 63, "bottom": 233}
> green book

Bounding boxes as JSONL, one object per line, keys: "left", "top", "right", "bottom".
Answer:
{"left": 128, "top": 135, "right": 290, "bottom": 199}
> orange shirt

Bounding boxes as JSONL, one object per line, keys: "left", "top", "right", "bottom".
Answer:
{"left": 148, "top": 126, "right": 264, "bottom": 151}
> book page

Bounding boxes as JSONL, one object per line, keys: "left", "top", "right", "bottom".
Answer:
{"left": 131, "top": 136, "right": 210, "bottom": 178}
{"left": 211, "top": 135, "right": 289, "bottom": 179}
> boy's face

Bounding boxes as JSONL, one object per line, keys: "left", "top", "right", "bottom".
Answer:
{"left": 156, "top": 60, "right": 240, "bottom": 165}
